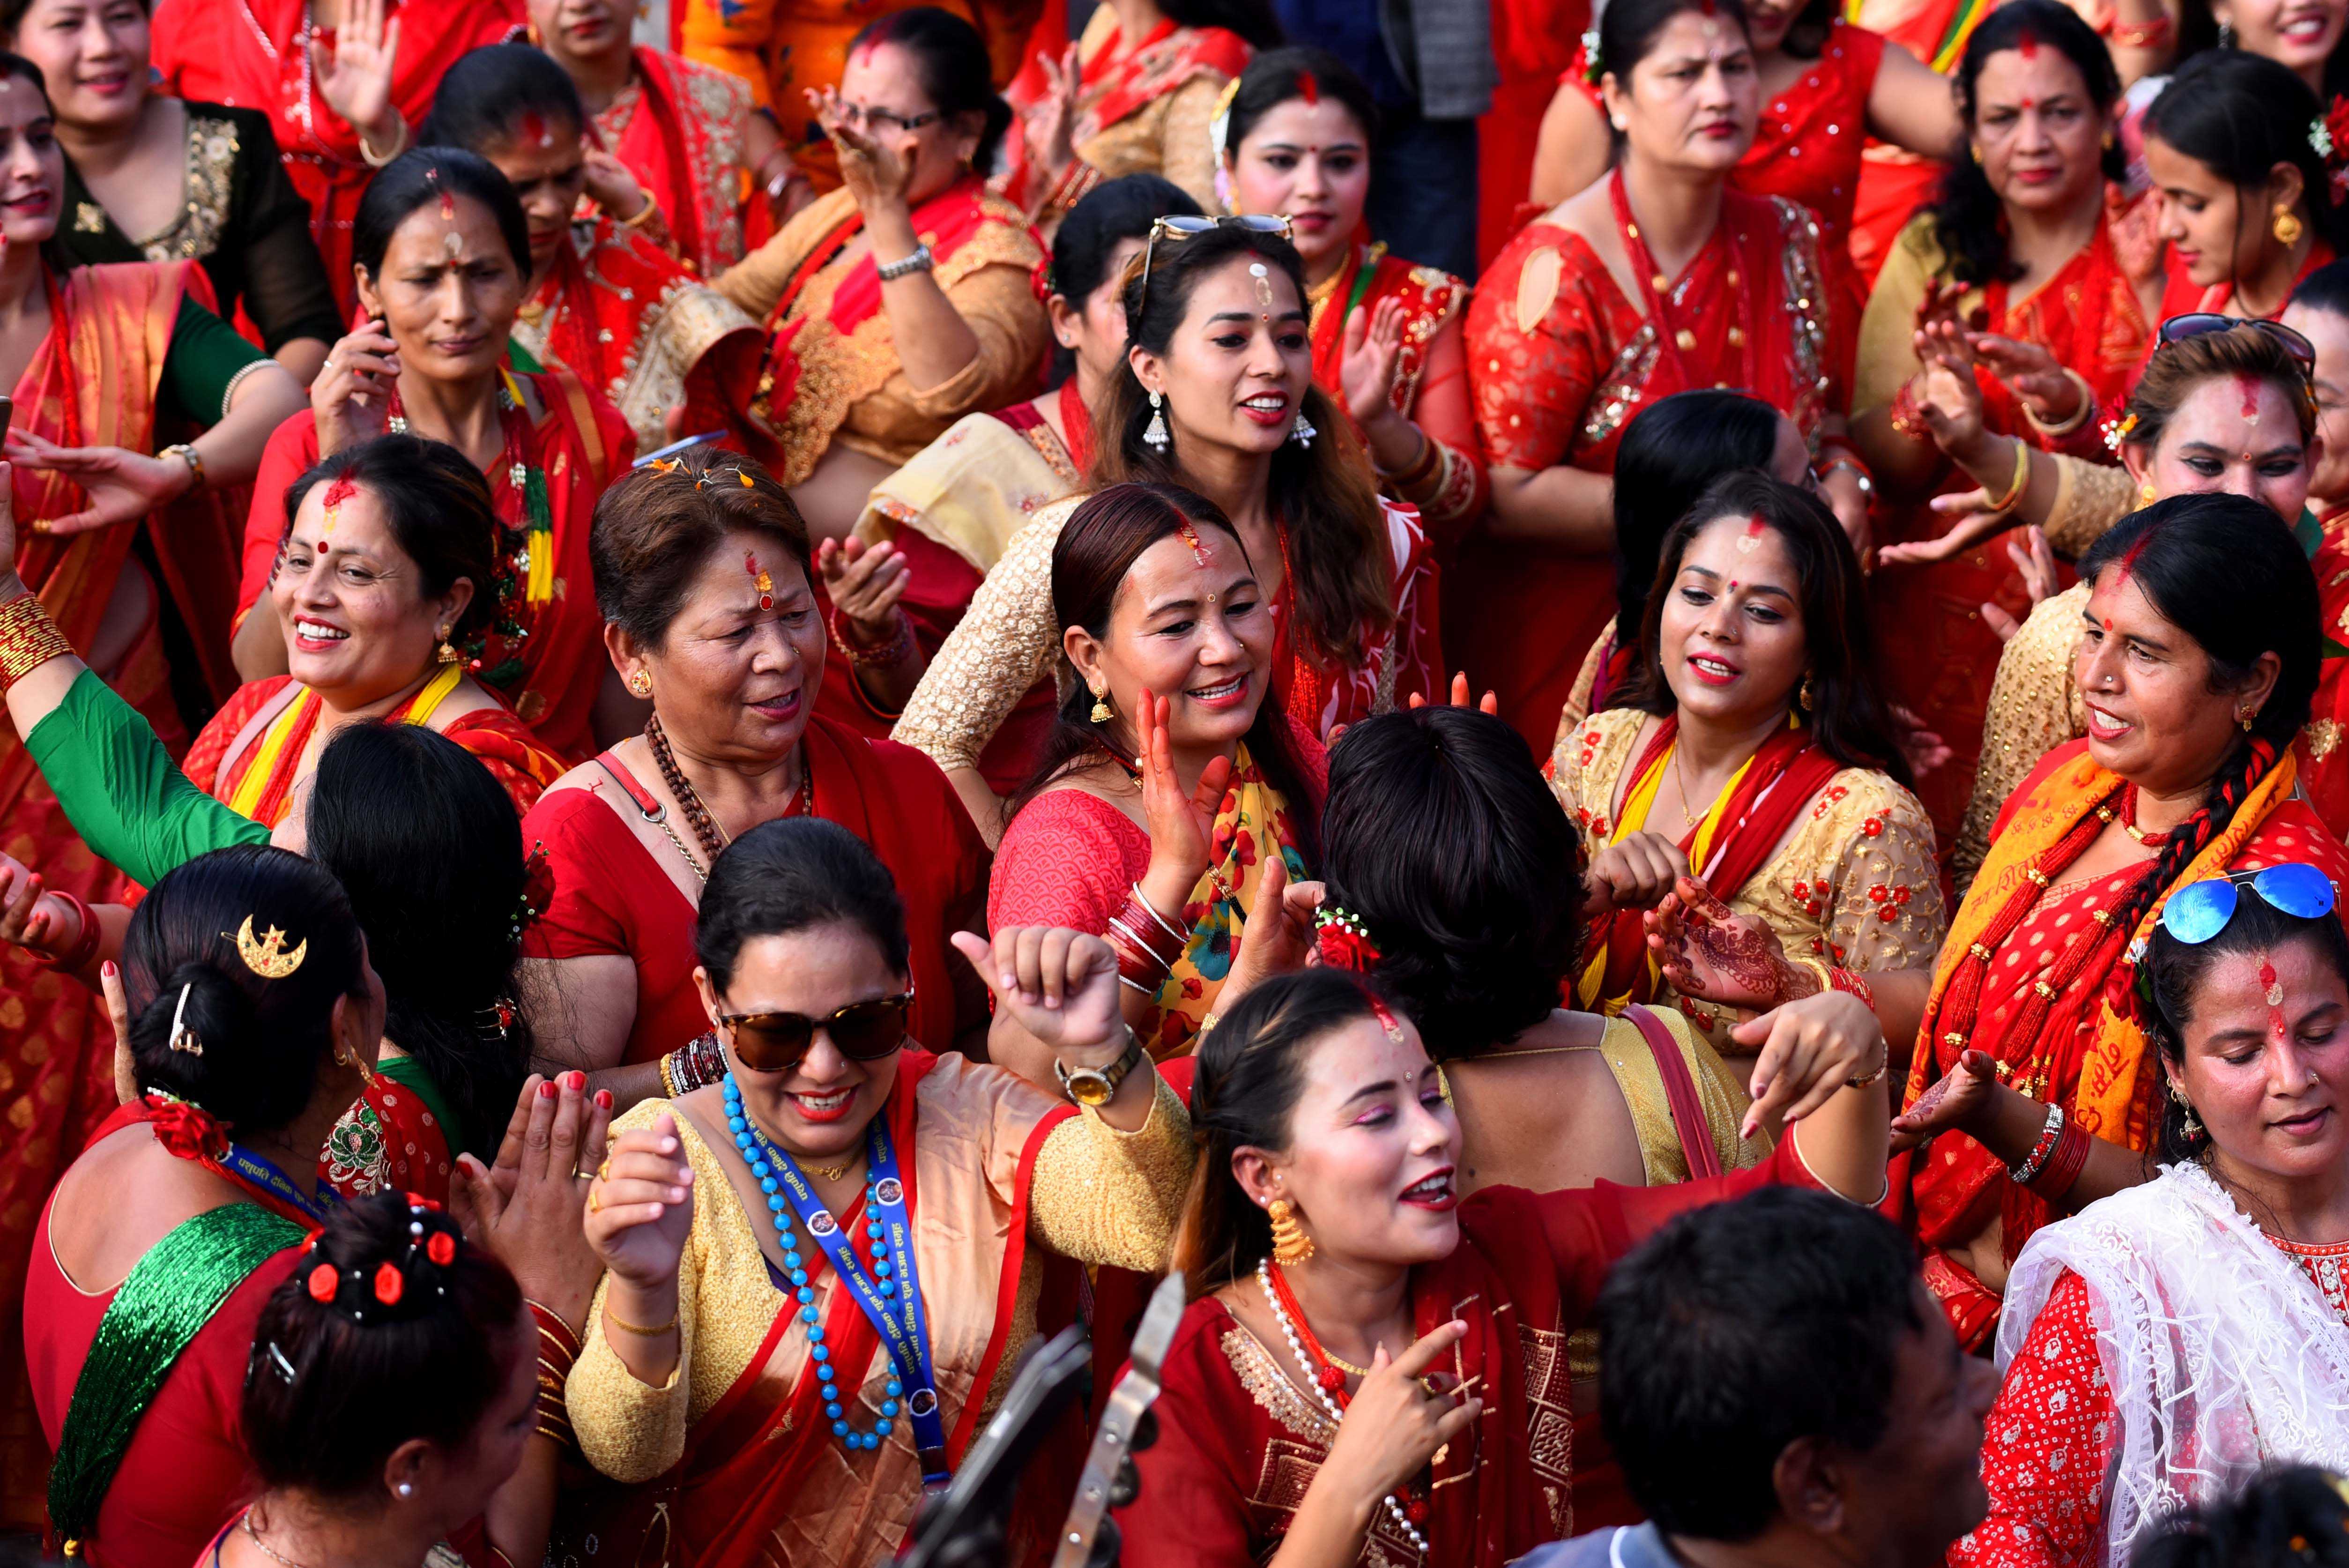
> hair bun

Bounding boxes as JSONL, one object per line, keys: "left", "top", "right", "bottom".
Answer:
{"left": 299, "top": 1193, "right": 468, "bottom": 1325}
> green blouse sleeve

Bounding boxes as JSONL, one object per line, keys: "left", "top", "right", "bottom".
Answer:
{"left": 161, "top": 293, "right": 268, "bottom": 426}
{"left": 23, "top": 670, "right": 267, "bottom": 889}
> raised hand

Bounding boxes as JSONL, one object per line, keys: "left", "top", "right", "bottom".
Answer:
{"left": 1217, "top": 856, "right": 1322, "bottom": 1008}
{"left": 951, "top": 925, "right": 1126, "bottom": 1058}
{"left": 1582, "top": 829, "right": 1691, "bottom": 919}
{"left": 816, "top": 535, "right": 911, "bottom": 645}
{"left": 1312, "top": 1322, "right": 1483, "bottom": 1508}
{"left": 1135, "top": 688, "right": 1232, "bottom": 906}
{"left": 582, "top": 146, "right": 655, "bottom": 227}
{"left": 1730, "top": 990, "right": 1888, "bottom": 1140}
{"left": 1339, "top": 296, "right": 1408, "bottom": 428}
{"left": 1405, "top": 670, "right": 1500, "bottom": 715}
{"left": 1888, "top": 704, "right": 1955, "bottom": 779}
{"left": 1025, "top": 43, "right": 1083, "bottom": 195}
{"left": 1911, "top": 317, "right": 1988, "bottom": 461}
{"left": 1890, "top": 1047, "right": 1998, "bottom": 1152}
{"left": 1969, "top": 333, "right": 2085, "bottom": 429}
{"left": 312, "top": 316, "right": 400, "bottom": 456}
{"left": 583, "top": 1110, "right": 695, "bottom": 1291}
{"left": 809, "top": 85, "right": 916, "bottom": 213}
{"left": 309, "top": 0, "right": 401, "bottom": 147}
{"left": 1646, "top": 874, "right": 1811, "bottom": 1010}
{"left": 6, "top": 431, "right": 192, "bottom": 536}
{"left": 1982, "top": 525, "right": 2058, "bottom": 642}
{"left": 0, "top": 849, "right": 79, "bottom": 961}
{"left": 451, "top": 1071, "right": 615, "bottom": 1332}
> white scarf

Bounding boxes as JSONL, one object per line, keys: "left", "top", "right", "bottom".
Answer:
{"left": 1999, "top": 1161, "right": 2349, "bottom": 1568}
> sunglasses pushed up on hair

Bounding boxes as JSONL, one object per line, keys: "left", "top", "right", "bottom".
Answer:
{"left": 1135, "top": 214, "right": 1295, "bottom": 320}
{"left": 2157, "top": 862, "right": 2338, "bottom": 945}
{"left": 2155, "top": 312, "right": 2317, "bottom": 374}
{"left": 720, "top": 990, "right": 915, "bottom": 1073}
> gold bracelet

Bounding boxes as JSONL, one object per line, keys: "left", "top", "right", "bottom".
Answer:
{"left": 0, "top": 592, "right": 74, "bottom": 689}
{"left": 619, "top": 196, "right": 662, "bottom": 230}
{"left": 1984, "top": 438, "right": 2032, "bottom": 515}
{"left": 2021, "top": 369, "right": 2097, "bottom": 439}
{"left": 602, "top": 1301, "right": 679, "bottom": 1336}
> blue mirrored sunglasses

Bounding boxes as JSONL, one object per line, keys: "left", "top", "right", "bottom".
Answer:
{"left": 2157, "top": 862, "right": 2337, "bottom": 945}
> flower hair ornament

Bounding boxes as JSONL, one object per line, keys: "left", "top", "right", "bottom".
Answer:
{"left": 2319, "top": 96, "right": 2349, "bottom": 199}
{"left": 2103, "top": 409, "right": 2140, "bottom": 454}
{"left": 302, "top": 1196, "right": 462, "bottom": 1325}
{"left": 1314, "top": 905, "right": 1382, "bottom": 971}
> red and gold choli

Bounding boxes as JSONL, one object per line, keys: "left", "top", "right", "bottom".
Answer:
{"left": 596, "top": 46, "right": 752, "bottom": 278}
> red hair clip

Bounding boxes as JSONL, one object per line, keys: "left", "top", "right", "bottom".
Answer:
{"left": 372, "top": 1261, "right": 405, "bottom": 1307}
{"left": 307, "top": 1262, "right": 339, "bottom": 1303}
{"left": 425, "top": 1230, "right": 457, "bottom": 1266}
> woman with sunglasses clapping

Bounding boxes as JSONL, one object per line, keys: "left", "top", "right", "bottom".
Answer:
{"left": 566, "top": 817, "right": 1194, "bottom": 1568}
{"left": 894, "top": 216, "right": 1439, "bottom": 839}
{"left": 1895, "top": 862, "right": 2349, "bottom": 1568}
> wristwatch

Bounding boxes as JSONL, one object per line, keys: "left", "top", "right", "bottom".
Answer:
{"left": 159, "top": 443, "right": 203, "bottom": 492}
{"left": 1054, "top": 1029, "right": 1145, "bottom": 1107}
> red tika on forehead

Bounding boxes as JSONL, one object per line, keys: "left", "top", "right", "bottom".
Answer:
{"left": 2238, "top": 372, "right": 2265, "bottom": 423}
{"left": 1367, "top": 994, "right": 1405, "bottom": 1043}
{"left": 1296, "top": 69, "right": 1319, "bottom": 104}
{"left": 1175, "top": 519, "right": 1210, "bottom": 566}
{"left": 519, "top": 109, "right": 552, "bottom": 149}
{"left": 424, "top": 163, "right": 455, "bottom": 223}
{"left": 744, "top": 550, "right": 774, "bottom": 610}
{"left": 2262, "top": 956, "right": 2290, "bottom": 1038}
{"left": 2016, "top": 23, "right": 2039, "bottom": 58}
{"left": 320, "top": 474, "right": 358, "bottom": 535}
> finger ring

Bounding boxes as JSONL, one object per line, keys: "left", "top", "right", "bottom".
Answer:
{"left": 587, "top": 1184, "right": 602, "bottom": 1214}
{"left": 572, "top": 1167, "right": 595, "bottom": 1181}
{"left": 596, "top": 1156, "right": 612, "bottom": 1182}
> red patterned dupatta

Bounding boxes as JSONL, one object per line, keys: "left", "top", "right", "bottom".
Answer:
{"left": 1982, "top": 218, "right": 2148, "bottom": 442}
{"left": 1574, "top": 716, "right": 1845, "bottom": 1013}
{"left": 996, "top": 21, "right": 1251, "bottom": 210}
{"left": 602, "top": 46, "right": 748, "bottom": 277}
{"left": 2303, "top": 503, "right": 2349, "bottom": 837}
{"left": 1305, "top": 243, "right": 1465, "bottom": 424}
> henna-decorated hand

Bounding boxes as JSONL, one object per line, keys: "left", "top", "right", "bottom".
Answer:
{"left": 1889, "top": 1047, "right": 1999, "bottom": 1153}
{"left": 1646, "top": 875, "right": 1813, "bottom": 1010}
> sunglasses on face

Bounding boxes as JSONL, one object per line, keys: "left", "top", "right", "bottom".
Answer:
{"left": 2155, "top": 312, "right": 2318, "bottom": 375}
{"left": 1135, "top": 213, "right": 1296, "bottom": 322}
{"left": 719, "top": 990, "right": 914, "bottom": 1073}
{"left": 2158, "top": 862, "right": 2338, "bottom": 944}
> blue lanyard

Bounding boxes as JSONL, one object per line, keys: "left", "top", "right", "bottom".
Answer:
{"left": 220, "top": 1140, "right": 336, "bottom": 1225}
{"left": 746, "top": 1111, "right": 949, "bottom": 1483}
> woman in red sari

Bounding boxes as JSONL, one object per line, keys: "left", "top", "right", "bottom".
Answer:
{"left": 2285, "top": 261, "right": 2349, "bottom": 830}
{"left": 996, "top": 0, "right": 1269, "bottom": 225}
{"left": 712, "top": 8, "right": 1049, "bottom": 542}
{"left": 1118, "top": 965, "right": 1892, "bottom": 1564}
{"left": 230, "top": 150, "right": 633, "bottom": 761}
{"left": 150, "top": 0, "right": 524, "bottom": 315}
{"left": 1530, "top": 0, "right": 1960, "bottom": 270}
{"left": 521, "top": 448, "right": 990, "bottom": 1109}
{"left": 1896, "top": 497, "right": 2349, "bottom": 1351}
{"left": 1852, "top": 1, "right": 2153, "bottom": 842}
{"left": 1462, "top": 0, "right": 1860, "bottom": 755}
{"left": 2145, "top": 52, "right": 2342, "bottom": 325}
{"left": 1219, "top": 49, "right": 1487, "bottom": 548}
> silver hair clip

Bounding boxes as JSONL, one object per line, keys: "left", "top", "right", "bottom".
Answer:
{"left": 267, "top": 1341, "right": 297, "bottom": 1383}
{"left": 168, "top": 981, "right": 203, "bottom": 1056}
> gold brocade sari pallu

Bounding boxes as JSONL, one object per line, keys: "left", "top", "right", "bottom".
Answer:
{"left": 1898, "top": 745, "right": 2304, "bottom": 1258}
{"left": 1146, "top": 743, "right": 1308, "bottom": 1059}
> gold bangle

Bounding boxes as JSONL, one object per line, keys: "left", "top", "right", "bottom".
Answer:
{"left": 1984, "top": 438, "right": 2031, "bottom": 514}
{"left": 2021, "top": 369, "right": 2096, "bottom": 438}
{"left": 357, "top": 114, "right": 409, "bottom": 168}
{"left": 0, "top": 592, "right": 74, "bottom": 689}
{"left": 619, "top": 197, "right": 661, "bottom": 230}
{"left": 603, "top": 1302, "right": 679, "bottom": 1336}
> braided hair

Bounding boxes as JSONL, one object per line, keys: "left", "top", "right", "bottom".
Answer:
{"left": 2081, "top": 494, "right": 2321, "bottom": 946}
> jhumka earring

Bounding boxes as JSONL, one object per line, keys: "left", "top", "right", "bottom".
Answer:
{"left": 2239, "top": 707, "right": 2257, "bottom": 732}
{"left": 1268, "top": 1197, "right": 1314, "bottom": 1265}
{"left": 2169, "top": 1078, "right": 2205, "bottom": 1140}
{"left": 2276, "top": 206, "right": 2306, "bottom": 247}
{"left": 435, "top": 626, "right": 459, "bottom": 665}
{"left": 1289, "top": 409, "right": 1318, "bottom": 448}
{"left": 1144, "top": 391, "right": 1171, "bottom": 452}
{"left": 1090, "top": 684, "right": 1114, "bottom": 724}
{"left": 1798, "top": 671, "right": 1816, "bottom": 713}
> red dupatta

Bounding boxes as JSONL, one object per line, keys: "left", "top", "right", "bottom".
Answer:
{"left": 1577, "top": 716, "right": 1846, "bottom": 1012}
{"left": 601, "top": 46, "right": 747, "bottom": 277}
{"left": 1305, "top": 243, "right": 1466, "bottom": 425}
{"left": 1983, "top": 216, "right": 2149, "bottom": 440}
{"left": 2304, "top": 503, "right": 2349, "bottom": 838}
{"left": 995, "top": 21, "right": 1251, "bottom": 209}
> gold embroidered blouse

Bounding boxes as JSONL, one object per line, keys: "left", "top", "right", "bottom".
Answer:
{"left": 1955, "top": 582, "right": 2092, "bottom": 895}
{"left": 1548, "top": 707, "right": 1949, "bottom": 1057}
{"left": 568, "top": 1058, "right": 1190, "bottom": 1516}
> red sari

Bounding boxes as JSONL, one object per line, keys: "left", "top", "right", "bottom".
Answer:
{"left": 1846, "top": 0, "right": 1994, "bottom": 284}
{"left": 1458, "top": 184, "right": 1843, "bottom": 753}
{"left": 181, "top": 673, "right": 566, "bottom": 822}
{"left": 995, "top": 18, "right": 1250, "bottom": 212}
{"left": 520, "top": 714, "right": 988, "bottom": 1065}
{"left": 2154, "top": 239, "right": 2338, "bottom": 329}
{"left": 1898, "top": 739, "right": 2349, "bottom": 1348}
{"left": 232, "top": 371, "right": 634, "bottom": 762}
{"left": 1122, "top": 1137, "right": 1834, "bottom": 1562}
{"left": 150, "top": 0, "right": 525, "bottom": 315}
{"left": 596, "top": 46, "right": 751, "bottom": 278}
{"left": 2303, "top": 503, "right": 2349, "bottom": 837}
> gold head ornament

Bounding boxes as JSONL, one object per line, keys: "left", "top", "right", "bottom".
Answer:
{"left": 230, "top": 915, "right": 308, "bottom": 980}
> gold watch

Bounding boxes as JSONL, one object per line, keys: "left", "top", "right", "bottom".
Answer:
{"left": 1054, "top": 1029, "right": 1145, "bottom": 1107}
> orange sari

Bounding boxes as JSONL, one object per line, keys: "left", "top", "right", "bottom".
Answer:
{"left": 1896, "top": 739, "right": 2349, "bottom": 1348}
{"left": 0, "top": 260, "right": 208, "bottom": 1530}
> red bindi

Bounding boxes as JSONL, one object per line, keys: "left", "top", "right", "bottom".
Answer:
{"left": 745, "top": 550, "right": 774, "bottom": 611}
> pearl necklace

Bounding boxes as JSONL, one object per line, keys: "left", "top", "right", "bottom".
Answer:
{"left": 723, "top": 1075, "right": 906, "bottom": 1454}
{"left": 1255, "top": 1257, "right": 1429, "bottom": 1556}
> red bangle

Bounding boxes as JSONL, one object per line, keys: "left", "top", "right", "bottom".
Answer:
{"left": 1826, "top": 965, "right": 1878, "bottom": 1012}
{"left": 2028, "top": 1119, "right": 2093, "bottom": 1201}
{"left": 33, "top": 888, "right": 99, "bottom": 972}
{"left": 529, "top": 1299, "right": 580, "bottom": 1447}
{"left": 826, "top": 604, "right": 915, "bottom": 668}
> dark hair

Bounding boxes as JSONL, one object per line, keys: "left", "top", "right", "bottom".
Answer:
{"left": 1006, "top": 481, "right": 1323, "bottom": 861}
{"left": 1598, "top": 1188, "right": 1921, "bottom": 1538}
{"left": 1597, "top": 0, "right": 1754, "bottom": 95}
{"left": 2294, "top": 256, "right": 2349, "bottom": 318}
{"left": 1928, "top": 0, "right": 2123, "bottom": 287}
{"left": 2141, "top": 880, "right": 2349, "bottom": 1163}
{"left": 2119, "top": 321, "right": 2317, "bottom": 457}
{"left": 416, "top": 43, "right": 586, "bottom": 157}
{"left": 283, "top": 435, "right": 501, "bottom": 645}
{"left": 1610, "top": 392, "right": 1785, "bottom": 647}
{"left": 1101, "top": 224, "right": 1390, "bottom": 667}
{"left": 123, "top": 846, "right": 369, "bottom": 1133}
{"left": 1160, "top": 0, "right": 1284, "bottom": 50}
{"left": 354, "top": 147, "right": 532, "bottom": 283}
{"left": 1045, "top": 174, "right": 1202, "bottom": 390}
{"left": 1174, "top": 968, "right": 1398, "bottom": 1296}
{"left": 592, "top": 446, "right": 814, "bottom": 652}
{"left": 2135, "top": 1466, "right": 2349, "bottom": 1568}
{"left": 1321, "top": 708, "right": 1583, "bottom": 1061}
{"left": 242, "top": 1193, "right": 524, "bottom": 1499}
{"left": 1615, "top": 471, "right": 1914, "bottom": 788}
{"left": 695, "top": 817, "right": 911, "bottom": 997}
{"left": 0, "top": 48, "right": 54, "bottom": 106}
{"left": 2079, "top": 496, "right": 2322, "bottom": 944}
{"left": 2144, "top": 51, "right": 2349, "bottom": 259}
{"left": 1221, "top": 47, "right": 1380, "bottom": 157}
{"left": 306, "top": 724, "right": 530, "bottom": 1156}
{"left": 848, "top": 7, "right": 1014, "bottom": 171}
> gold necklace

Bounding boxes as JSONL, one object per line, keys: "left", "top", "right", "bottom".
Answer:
{"left": 243, "top": 1511, "right": 318, "bottom": 1568}
{"left": 803, "top": 1158, "right": 858, "bottom": 1182}
{"left": 1668, "top": 742, "right": 1705, "bottom": 828}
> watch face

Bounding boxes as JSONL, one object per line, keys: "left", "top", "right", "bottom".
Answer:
{"left": 1067, "top": 1070, "right": 1115, "bottom": 1107}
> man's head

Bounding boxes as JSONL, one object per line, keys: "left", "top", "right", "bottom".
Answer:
{"left": 1597, "top": 1189, "right": 1997, "bottom": 1568}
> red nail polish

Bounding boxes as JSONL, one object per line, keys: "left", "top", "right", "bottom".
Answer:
{"left": 538, "top": 1081, "right": 556, "bottom": 1099}
{"left": 595, "top": 1090, "right": 613, "bottom": 1109}
{"left": 565, "top": 1070, "right": 586, "bottom": 1092}
{"left": 100, "top": 959, "right": 115, "bottom": 976}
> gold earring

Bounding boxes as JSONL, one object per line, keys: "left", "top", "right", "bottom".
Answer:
{"left": 627, "top": 669, "right": 653, "bottom": 698}
{"left": 1798, "top": 671, "right": 1816, "bottom": 713}
{"left": 1969, "top": 142, "right": 1984, "bottom": 166}
{"left": 435, "top": 626, "right": 459, "bottom": 665}
{"left": 1090, "top": 684, "right": 1113, "bottom": 724}
{"left": 2139, "top": 481, "right": 2158, "bottom": 504}
{"left": 1268, "top": 1196, "right": 1314, "bottom": 1265}
{"left": 2169, "top": 1078, "right": 2205, "bottom": 1140}
{"left": 2275, "top": 206, "right": 2305, "bottom": 247}
{"left": 2240, "top": 708, "right": 2256, "bottom": 731}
